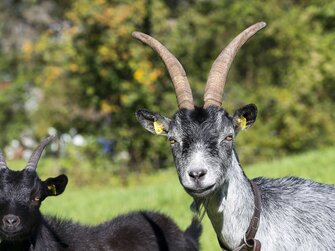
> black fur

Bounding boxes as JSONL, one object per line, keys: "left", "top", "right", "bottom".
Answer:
{"left": 0, "top": 166, "right": 202, "bottom": 251}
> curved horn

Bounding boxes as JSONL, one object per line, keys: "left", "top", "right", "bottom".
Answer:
{"left": 0, "top": 149, "right": 8, "bottom": 170}
{"left": 26, "top": 135, "right": 55, "bottom": 171}
{"left": 204, "top": 22, "right": 266, "bottom": 108}
{"left": 132, "top": 32, "right": 194, "bottom": 110}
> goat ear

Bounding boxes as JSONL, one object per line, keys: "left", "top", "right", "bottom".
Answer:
{"left": 136, "top": 109, "right": 171, "bottom": 136}
{"left": 42, "top": 174, "right": 68, "bottom": 198}
{"left": 232, "top": 104, "right": 257, "bottom": 132}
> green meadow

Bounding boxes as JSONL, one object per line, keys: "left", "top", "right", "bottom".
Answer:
{"left": 9, "top": 147, "right": 335, "bottom": 250}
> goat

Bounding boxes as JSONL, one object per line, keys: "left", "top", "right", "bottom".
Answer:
{"left": 0, "top": 136, "right": 202, "bottom": 251}
{"left": 133, "top": 22, "right": 335, "bottom": 251}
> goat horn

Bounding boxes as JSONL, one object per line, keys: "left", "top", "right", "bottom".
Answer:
{"left": 204, "top": 22, "right": 266, "bottom": 108}
{"left": 0, "top": 149, "right": 8, "bottom": 170}
{"left": 132, "top": 31, "right": 194, "bottom": 110}
{"left": 25, "top": 135, "right": 55, "bottom": 171}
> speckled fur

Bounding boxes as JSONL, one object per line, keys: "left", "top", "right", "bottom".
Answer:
{"left": 136, "top": 106, "right": 335, "bottom": 251}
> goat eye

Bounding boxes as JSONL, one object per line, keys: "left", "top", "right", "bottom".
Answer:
{"left": 32, "top": 196, "right": 40, "bottom": 202}
{"left": 168, "top": 137, "right": 177, "bottom": 145}
{"left": 224, "top": 134, "right": 233, "bottom": 141}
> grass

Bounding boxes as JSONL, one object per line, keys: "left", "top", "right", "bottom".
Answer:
{"left": 245, "top": 147, "right": 335, "bottom": 184}
{"left": 8, "top": 147, "right": 335, "bottom": 251}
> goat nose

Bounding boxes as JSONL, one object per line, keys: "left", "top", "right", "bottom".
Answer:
{"left": 3, "top": 214, "right": 20, "bottom": 227}
{"left": 188, "top": 169, "right": 207, "bottom": 181}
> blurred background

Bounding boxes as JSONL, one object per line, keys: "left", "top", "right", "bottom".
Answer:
{"left": 1, "top": 0, "right": 335, "bottom": 250}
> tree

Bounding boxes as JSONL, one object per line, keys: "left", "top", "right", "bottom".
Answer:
{"left": 1, "top": 0, "right": 334, "bottom": 169}
{"left": 25, "top": 0, "right": 175, "bottom": 170}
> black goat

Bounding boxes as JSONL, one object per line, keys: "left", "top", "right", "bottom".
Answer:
{"left": 0, "top": 136, "right": 201, "bottom": 251}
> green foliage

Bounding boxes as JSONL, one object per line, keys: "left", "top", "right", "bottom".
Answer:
{"left": 0, "top": 0, "right": 334, "bottom": 169}
{"left": 23, "top": 0, "right": 175, "bottom": 170}
{"left": 0, "top": 79, "right": 28, "bottom": 146}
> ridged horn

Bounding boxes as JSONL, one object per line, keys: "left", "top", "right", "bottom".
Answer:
{"left": 0, "top": 149, "right": 8, "bottom": 170}
{"left": 132, "top": 31, "right": 194, "bottom": 110}
{"left": 25, "top": 135, "right": 55, "bottom": 171}
{"left": 204, "top": 22, "right": 266, "bottom": 108}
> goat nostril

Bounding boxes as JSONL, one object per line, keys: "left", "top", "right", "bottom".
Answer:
{"left": 188, "top": 169, "right": 207, "bottom": 180}
{"left": 3, "top": 214, "right": 20, "bottom": 227}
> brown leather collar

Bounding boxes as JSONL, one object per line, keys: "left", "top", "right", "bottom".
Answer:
{"left": 218, "top": 180, "right": 262, "bottom": 251}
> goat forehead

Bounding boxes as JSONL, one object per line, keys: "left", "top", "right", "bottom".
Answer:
{"left": 173, "top": 107, "right": 232, "bottom": 138}
{"left": 0, "top": 170, "right": 39, "bottom": 195}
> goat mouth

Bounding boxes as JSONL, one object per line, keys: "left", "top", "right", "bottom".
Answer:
{"left": 184, "top": 184, "right": 215, "bottom": 197}
{"left": 0, "top": 228, "right": 26, "bottom": 240}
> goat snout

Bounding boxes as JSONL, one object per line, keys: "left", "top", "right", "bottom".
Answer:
{"left": 188, "top": 169, "right": 207, "bottom": 181}
{"left": 2, "top": 214, "right": 20, "bottom": 228}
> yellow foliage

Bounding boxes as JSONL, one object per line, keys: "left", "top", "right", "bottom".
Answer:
{"left": 120, "top": 94, "right": 128, "bottom": 104}
{"left": 134, "top": 68, "right": 144, "bottom": 82}
{"left": 149, "top": 69, "right": 161, "bottom": 82}
{"left": 101, "top": 98, "right": 123, "bottom": 114}
{"left": 133, "top": 62, "right": 162, "bottom": 90}
{"left": 35, "top": 33, "right": 50, "bottom": 52}
{"left": 98, "top": 45, "right": 119, "bottom": 62}
{"left": 98, "top": 46, "right": 109, "bottom": 57}
{"left": 99, "top": 68, "right": 109, "bottom": 78}
{"left": 44, "top": 66, "right": 63, "bottom": 86}
{"left": 21, "top": 40, "right": 33, "bottom": 60}
{"left": 69, "top": 63, "right": 79, "bottom": 72}
{"left": 100, "top": 100, "right": 113, "bottom": 113}
{"left": 118, "top": 25, "right": 130, "bottom": 37}
{"left": 110, "top": 104, "right": 120, "bottom": 113}
{"left": 97, "top": 5, "right": 133, "bottom": 28}
{"left": 63, "top": 26, "right": 79, "bottom": 36}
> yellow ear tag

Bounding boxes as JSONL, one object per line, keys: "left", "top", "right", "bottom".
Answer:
{"left": 238, "top": 116, "right": 247, "bottom": 130}
{"left": 48, "top": 184, "right": 57, "bottom": 195}
{"left": 153, "top": 121, "right": 164, "bottom": 135}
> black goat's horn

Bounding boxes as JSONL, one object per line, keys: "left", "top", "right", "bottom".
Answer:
{"left": 25, "top": 135, "right": 55, "bottom": 171}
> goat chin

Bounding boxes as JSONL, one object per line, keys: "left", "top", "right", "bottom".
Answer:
{"left": 184, "top": 184, "right": 216, "bottom": 198}
{"left": 0, "top": 229, "right": 30, "bottom": 242}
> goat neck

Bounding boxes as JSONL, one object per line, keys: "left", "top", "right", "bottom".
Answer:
{"left": 204, "top": 150, "right": 255, "bottom": 249}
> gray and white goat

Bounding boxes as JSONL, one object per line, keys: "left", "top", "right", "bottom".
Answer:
{"left": 133, "top": 22, "right": 335, "bottom": 251}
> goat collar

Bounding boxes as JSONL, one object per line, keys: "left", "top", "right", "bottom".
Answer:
{"left": 219, "top": 180, "right": 262, "bottom": 251}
